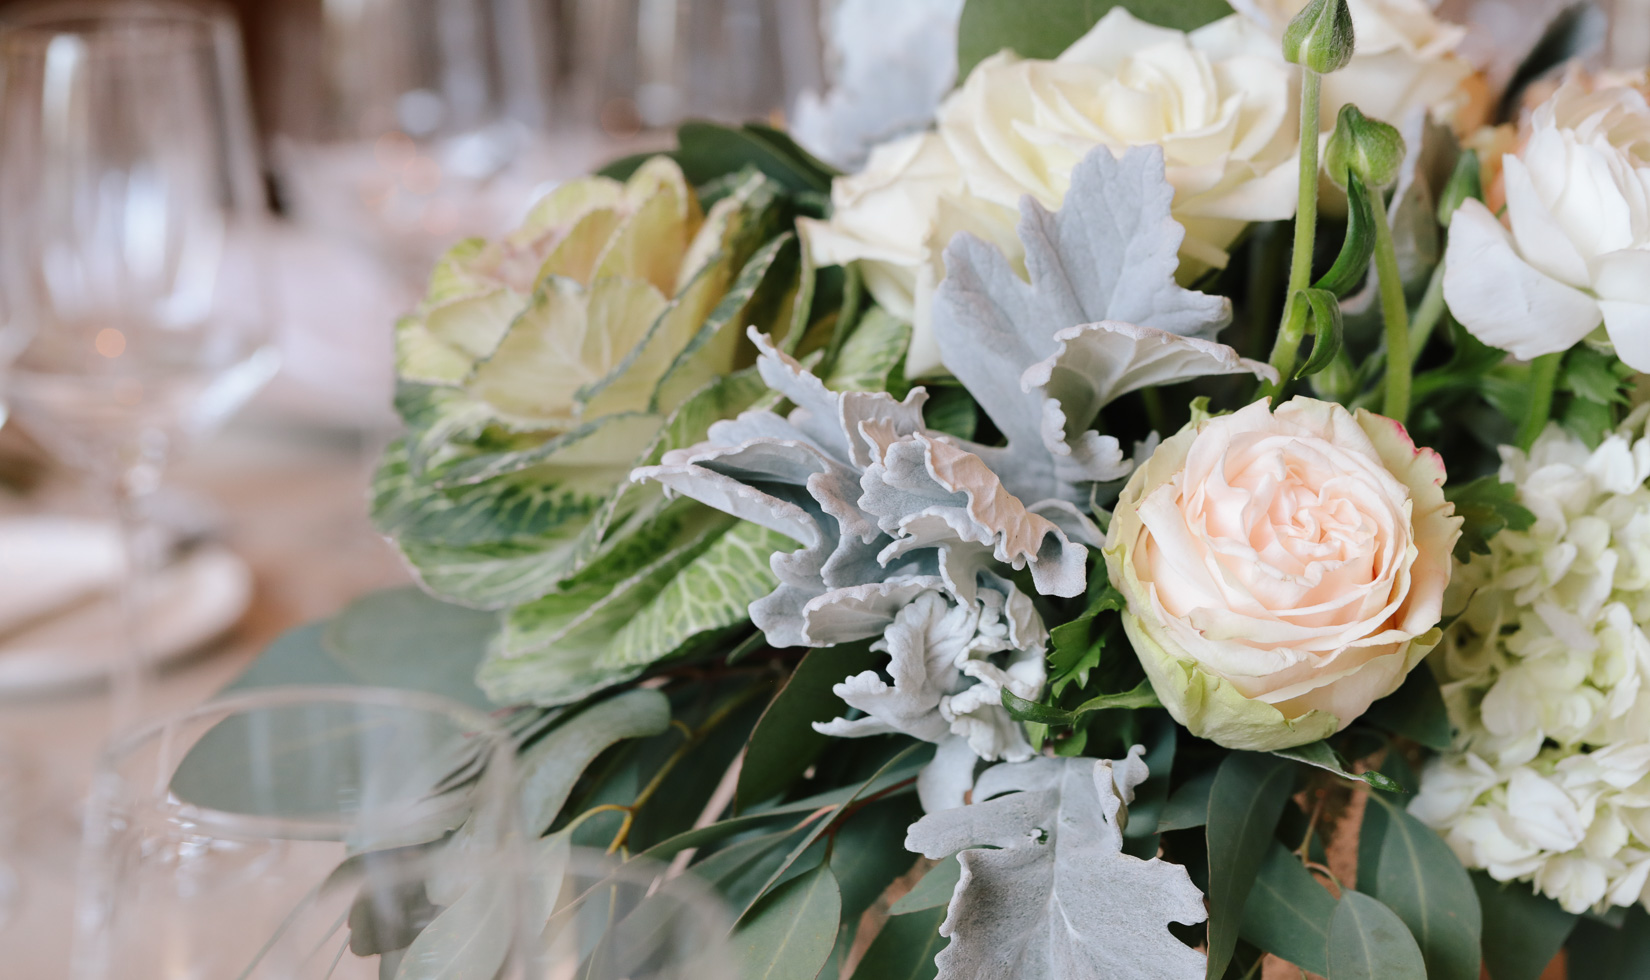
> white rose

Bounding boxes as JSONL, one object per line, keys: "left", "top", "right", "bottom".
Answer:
{"left": 1443, "top": 80, "right": 1650, "bottom": 371}
{"left": 1232, "top": 0, "right": 1474, "bottom": 129}
{"left": 1104, "top": 397, "right": 1462, "bottom": 750}
{"left": 803, "top": 8, "right": 1300, "bottom": 378}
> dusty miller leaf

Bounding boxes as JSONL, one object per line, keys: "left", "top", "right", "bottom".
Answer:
{"left": 931, "top": 146, "right": 1270, "bottom": 507}
{"left": 904, "top": 752, "right": 1206, "bottom": 979}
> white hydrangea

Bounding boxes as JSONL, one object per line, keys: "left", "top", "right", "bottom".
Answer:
{"left": 1412, "top": 415, "right": 1650, "bottom": 913}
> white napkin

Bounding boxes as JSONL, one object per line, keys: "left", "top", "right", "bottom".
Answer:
{"left": 0, "top": 518, "right": 122, "bottom": 637}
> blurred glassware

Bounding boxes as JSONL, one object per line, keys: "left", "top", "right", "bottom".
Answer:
{"left": 0, "top": 0, "right": 277, "bottom": 722}
{"left": 72, "top": 686, "right": 537, "bottom": 980}
{"left": 540, "top": 849, "right": 738, "bottom": 980}
{"left": 566, "top": 0, "right": 822, "bottom": 140}
{"left": 271, "top": 0, "right": 557, "bottom": 290}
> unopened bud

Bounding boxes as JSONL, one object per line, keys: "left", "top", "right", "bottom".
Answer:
{"left": 1324, "top": 104, "right": 1405, "bottom": 191}
{"left": 1283, "top": 0, "right": 1355, "bottom": 74}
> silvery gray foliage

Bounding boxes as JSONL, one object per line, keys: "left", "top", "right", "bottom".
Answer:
{"left": 790, "top": 0, "right": 965, "bottom": 171}
{"left": 905, "top": 750, "right": 1208, "bottom": 980}
{"left": 632, "top": 329, "right": 1088, "bottom": 651}
{"left": 814, "top": 590, "right": 1044, "bottom": 811}
{"left": 932, "top": 145, "right": 1276, "bottom": 509}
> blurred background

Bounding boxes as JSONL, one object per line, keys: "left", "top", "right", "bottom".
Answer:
{"left": 0, "top": 0, "right": 1641, "bottom": 975}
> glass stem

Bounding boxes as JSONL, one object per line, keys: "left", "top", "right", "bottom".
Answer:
{"left": 106, "top": 430, "right": 169, "bottom": 732}
{"left": 1263, "top": 68, "right": 1324, "bottom": 399}
{"left": 1370, "top": 188, "right": 1412, "bottom": 423}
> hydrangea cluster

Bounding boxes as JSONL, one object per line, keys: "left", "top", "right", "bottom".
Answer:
{"left": 1412, "top": 416, "right": 1650, "bottom": 913}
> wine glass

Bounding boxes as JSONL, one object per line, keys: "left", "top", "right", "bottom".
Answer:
{"left": 272, "top": 0, "right": 556, "bottom": 292}
{"left": 72, "top": 686, "right": 538, "bottom": 980}
{"left": 0, "top": 0, "right": 279, "bottom": 721}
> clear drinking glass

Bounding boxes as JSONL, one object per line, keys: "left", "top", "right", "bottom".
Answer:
{"left": 0, "top": 0, "right": 279, "bottom": 719}
{"left": 72, "top": 686, "right": 537, "bottom": 980}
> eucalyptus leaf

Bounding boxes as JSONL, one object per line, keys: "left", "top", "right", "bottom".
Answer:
{"left": 1362, "top": 668, "right": 1452, "bottom": 752}
{"left": 319, "top": 588, "right": 497, "bottom": 710}
{"left": 1273, "top": 742, "right": 1402, "bottom": 793}
{"left": 1471, "top": 873, "right": 1575, "bottom": 980}
{"left": 1326, "top": 890, "right": 1427, "bottom": 980}
{"left": 890, "top": 856, "right": 962, "bottom": 915}
{"left": 518, "top": 689, "right": 672, "bottom": 833}
{"left": 729, "top": 862, "right": 842, "bottom": 980}
{"left": 850, "top": 903, "right": 948, "bottom": 980}
{"left": 831, "top": 795, "right": 926, "bottom": 929}
{"left": 392, "top": 878, "right": 513, "bottom": 980}
{"left": 1238, "top": 843, "right": 1336, "bottom": 976}
{"left": 956, "top": 0, "right": 1233, "bottom": 79}
{"left": 1366, "top": 795, "right": 1483, "bottom": 980}
{"left": 738, "top": 643, "right": 885, "bottom": 811}
{"left": 1205, "top": 752, "right": 1295, "bottom": 979}
{"left": 1156, "top": 769, "right": 1215, "bottom": 834}
{"left": 1565, "top": 905, "right": 1650, "bottom": 979}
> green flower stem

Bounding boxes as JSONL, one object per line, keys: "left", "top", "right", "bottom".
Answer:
{"left": 1517, "top": 351, "right": 1564, "bottom": 450}
{"left": 1263, "top": 70, "right": 1324, "bottom": 400}
{"left": 1409, "top": 258, "right": 1447, "bottom": 358}
{"left": 1369, "top": 186, "right": 1411, "bottom": 422}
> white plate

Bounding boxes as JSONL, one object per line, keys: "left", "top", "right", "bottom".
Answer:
{"left": 0, "top": 519, "right": 252, "bottom": 696}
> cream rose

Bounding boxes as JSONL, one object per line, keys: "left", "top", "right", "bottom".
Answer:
{"left": 1103, "top": 398, "right": 1462, "bottom": 750}
{"left": 803, "top": 7, "right": 1300, "bottom": 379}
{"left": 1232, "top": 0, "right": 1474, "bottom": 130}
{"left": 1443, "top": 78, "right": 1650, "bottom": 371}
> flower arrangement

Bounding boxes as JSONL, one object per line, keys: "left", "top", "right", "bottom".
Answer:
{"left": 232, "top": 0, "right": 1650, "bottom": 976}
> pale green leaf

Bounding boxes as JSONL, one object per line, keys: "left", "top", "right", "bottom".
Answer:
{"left": 1327, "top": 891, "right": 1427, "bottom": 980}
{"left": 518, "top": 689, "right": 672, "bottom": 833}
{"left": 825, "top": 308, "right": 912, "bottom": 393}
{"left": 730, "top": 863, "right": 842, "bottom": 980}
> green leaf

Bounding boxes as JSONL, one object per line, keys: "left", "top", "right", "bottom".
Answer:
{"left": 921, "top": 385, "right": 980, "bottom": 441}
{"left": 667, "top": 123, "right": 835, "bottom": 196}
{"left": 730, "top": 863, "right": 842, "bottom": 980}
{"left": 1316, "top": 175, "right": 1378, "bottom": 297}
{"left": 317, "top": 588, "right": 497, "bottom": 710}
{"left": 1046, "top": 585, "right": 1124, "bottom": 697}
{"left": 957, "top": 0, "right": 1234, "bottom": 79}
{"left": 393, "top": 878, "right": 514, "bottom": 980}
{"left": 824, "top": 308, "right": 913, "bottom": 393}
{"left": 1362, "top": 668, "right": 1453, "bottom": 752}
{"left": 1472, "top": 873, "right": 1575, "bottom": 980}
{"left": 737, "top": 644, "right": 885, "bottom": 811}
{"left": 1206, "top": 752, "right": 1297, "bottom": 979}
{"left": 1446, "top": 475, "right": 1536, "bottom": 564}
{"left": 850, "top": 904, "right": 948, "bottom": 980}
{"left": 1327, "top": 890, "right": 1428, "bottom": 980}
{"left": 831, "top": 795, "right": 926, "bottom": 929}
{"left": 1239, "top": 842, "right": 1338, "bottom": 976}
{"left": 1001, "top": 679, "right": 1161, "bottom": 727}
{"left": 890, "top": 857, "right": 962, "bottom": 915}
{"left": 742, "top": 744, "right": 930, "bottom": 920}
{"left": 1564, "top": 905, "right": 1650, "bottom": 979}
{"left": 518, "top": 689, "right": 671, "bottom": 833}
{"left": 1295, "top": 287, "right": 1347, "bottom": 380}
{"left": 1367, "top": 795, "right": 1483, "bottom": 980}
{"left": 1157, "top": 768, "right": 1215, "bottom": 833}
{"left": 1273, "top": 741, "right": 1403, "bottom": 793}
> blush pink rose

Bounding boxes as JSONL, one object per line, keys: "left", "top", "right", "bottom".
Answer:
{"left": 1103, "top": 397, "right": 1462, "bottom": 750}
